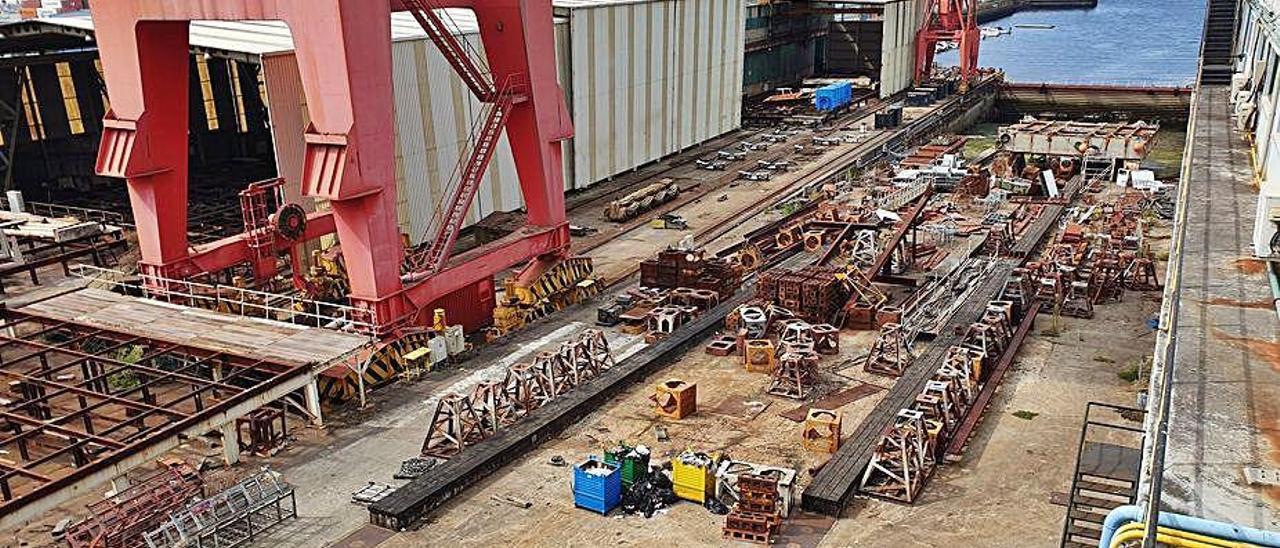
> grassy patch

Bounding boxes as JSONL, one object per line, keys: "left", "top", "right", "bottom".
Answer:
{"left": 1118, "top": 357, "right": 1152, "bottom": 383}
{"left": 1012, "top": 410, "right": 1040, "bottom": 420}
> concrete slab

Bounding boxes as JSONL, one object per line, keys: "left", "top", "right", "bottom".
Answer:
{"left": 1161, "top": 85, "right": 1280, "bottom": 530}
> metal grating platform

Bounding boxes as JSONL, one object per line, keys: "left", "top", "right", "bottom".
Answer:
{"left": 0, "top": 288, "right": 369, "bottom": 528}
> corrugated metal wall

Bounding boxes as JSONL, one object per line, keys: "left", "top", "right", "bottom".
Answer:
{"left": 263, "top": 31, "right": 563, "bottom": 241}
{"left": 879, "top": 0, "right": 922, "bottom": 98}
{"left": 262, "top": 1, "right": 745, "bottom": 245}
{"left": 564, "top": 0, "right": 744, "bottom": 189}
{"left": 388, "top": 33, "right": 529, "bottom": 243}
{"left": 261, "top": 53, "right": 309, "bottom": 207}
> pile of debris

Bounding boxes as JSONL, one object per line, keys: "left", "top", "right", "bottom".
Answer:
{"left": 1017, "top": 192, "right": 1163, "bottom": 319}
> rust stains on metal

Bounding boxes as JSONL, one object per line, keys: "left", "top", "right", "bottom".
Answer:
{"left": 1197, "top": 296, "right": 1277, "bottom": 310}
{"left": 1231, "top": 257, "right": 1267, "bottom": 276}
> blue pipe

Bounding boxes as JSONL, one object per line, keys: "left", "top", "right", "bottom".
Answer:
{"left": 1099, "top": 505, "right": 1280, "bottom": 547}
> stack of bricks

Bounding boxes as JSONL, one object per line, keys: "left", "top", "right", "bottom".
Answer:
{"left": 722, "top": 474, "right": 783, "bottom": 544}
{"left": 640, "top": 247, "right": 743, "bottom": 299}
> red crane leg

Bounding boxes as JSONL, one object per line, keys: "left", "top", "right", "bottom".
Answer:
{"left": 402, "top": 0, "right": 575, "bottom": 315}
{"left": 92, "top": 15, "right": 190, "bottom": 277}
{"left": 471, "top": 0, "right": 573, "bottom": 229}
{"left": 289, "top": 0, "right": 408, "bottom": 325}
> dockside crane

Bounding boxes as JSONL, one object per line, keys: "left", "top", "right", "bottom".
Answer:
{"left": 914, "top": 0, "right": 981, "bottom": 88}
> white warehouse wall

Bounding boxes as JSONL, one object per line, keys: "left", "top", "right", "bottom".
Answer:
{"left": 263, "top": 0, "right": 745, "bottom": 245}
{"left": 880, "top": 0, "right": 923, "bottom": 98}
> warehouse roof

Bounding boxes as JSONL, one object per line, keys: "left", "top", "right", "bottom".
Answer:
{"left": 552, "top": 0, "right": 677, "bottom": 7}
{"left": 0, "top": 8, "right": 480, "bottom": 57}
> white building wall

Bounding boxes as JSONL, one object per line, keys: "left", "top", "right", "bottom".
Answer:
{"left": 1236, "top": 1, "right": 1280, "bottom": 254}
{"left": 879, "top": 0, "right": 922, "bottom": 98}
{"left": 563, "top": 0, "right": 744, "bottom": 190}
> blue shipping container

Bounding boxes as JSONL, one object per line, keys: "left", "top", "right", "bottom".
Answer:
{"left": 573, "top": 458, "right": 622, "bottom": 515}
{"left": 814, "top": 82, "right": 853, "bottom": 112}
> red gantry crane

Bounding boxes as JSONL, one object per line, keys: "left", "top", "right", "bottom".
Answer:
{"left": 91, "top": 0, "right": 581, "bottom": 336}
{"left": 914, "top": 0, "right": 981, "bottom": 88}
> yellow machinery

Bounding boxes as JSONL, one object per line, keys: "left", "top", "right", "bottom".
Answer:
{"left": 489, "top": 256, "right": 598, "bottom": 340}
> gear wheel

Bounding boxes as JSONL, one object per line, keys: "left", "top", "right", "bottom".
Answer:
{"left": 275, "top": 203, "right": 307, "bottom": 241}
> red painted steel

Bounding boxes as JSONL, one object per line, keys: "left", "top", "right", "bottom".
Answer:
{"left": 915, "top": 0, "right": 980, "bottom": 87}
{"left": 426, "top": 277, "right": 496, "bottom": 333}
{"left": 90, "top": 0, "right": 575, "bottom": 335}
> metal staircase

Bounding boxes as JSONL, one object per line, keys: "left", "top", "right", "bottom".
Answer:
{"left": 403, "top": 0, "right": 495, "bottom": 100}
{"left": 406, "top": 91, "right": 518, "bottom": 274}
{"left": 1200, "top": 0, "right": 1238, "bottom": 85}
{"left": 401, "top": 0, "right": 530, "bottom": 275}
{"left": 1059, "top": 402, "right": 1146, "bottom": 548}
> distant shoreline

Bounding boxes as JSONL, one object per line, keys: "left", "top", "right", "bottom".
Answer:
{"left": 978, "top": 0, "right": 1099, "bottom": 24}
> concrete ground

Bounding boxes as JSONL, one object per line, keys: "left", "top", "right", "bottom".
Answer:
{"left": 359, "top": 285, "right": 1157, "bottom": 548}
{"left": 1160, "top": 85, "right": 1280, "bottom": 530}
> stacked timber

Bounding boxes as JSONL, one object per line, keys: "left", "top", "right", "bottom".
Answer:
{"left": 605, "top": 179, "right": 681, "bottom": 222}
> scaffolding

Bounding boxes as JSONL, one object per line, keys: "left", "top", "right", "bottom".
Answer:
{"left": 143, "top": 468, "right": 298, "bottom": 548}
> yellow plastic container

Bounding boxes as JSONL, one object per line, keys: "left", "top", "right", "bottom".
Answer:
{"left": 671, "top": 452, "right": 716, "bottom": 503}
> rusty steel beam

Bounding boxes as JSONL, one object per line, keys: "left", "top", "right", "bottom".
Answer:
{"left": 869, "top": 188, "right": 934, "bottom": 280}
{"left": 0, "top": 307, "right": 308, "bottom": 519}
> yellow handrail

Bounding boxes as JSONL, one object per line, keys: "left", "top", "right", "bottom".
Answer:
{"left": 1246, "top": 131, "right": 1264, "bottom": 190}
{"left": 1110, "top": 522, "right": 1262, "bottom": 548}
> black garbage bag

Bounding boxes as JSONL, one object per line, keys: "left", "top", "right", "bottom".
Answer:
{"left": 620, "top": 472, "right": 680, "bottom": 518}
{"left": 703, "top": 496, "right": 730, "bottom": 515}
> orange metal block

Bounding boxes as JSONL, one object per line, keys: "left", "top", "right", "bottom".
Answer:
{"left": 653, "top": 379, "right": 697, "bottom": 419}
{"left": 743, "top": 339, "right": 777, "bottom": 373}
{"left": 802, "top": 408, "right": 842, "bottom": 454}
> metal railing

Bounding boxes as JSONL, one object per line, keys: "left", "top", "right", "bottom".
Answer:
{"left": 70, "top": 264, "right": 378, "bottom": 332}
{"left": 0, "top": 195, "right": 130, "bottom": 225}
{"left": 27, "top": 202, "right": 129, "bottom": 225}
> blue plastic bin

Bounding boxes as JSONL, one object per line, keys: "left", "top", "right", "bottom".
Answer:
{"left": 573, "top": 457, "right": 622, "bottom": 515}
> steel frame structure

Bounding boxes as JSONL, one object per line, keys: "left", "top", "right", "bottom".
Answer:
{"left": 143, "top": 467, "right": 298, "bottom": 548}
{"left": 420, "top": 329, "right": 613, "bottom": 458}
{"left": 914, "top": 0, "right": 980, "bottom": 87}
{"left": 90, "top": 0, "right": 574, "bottom": 334}
{"left": 0, "top": 310, "right": 303, "bottom": 516}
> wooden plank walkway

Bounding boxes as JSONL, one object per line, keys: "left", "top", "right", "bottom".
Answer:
{"left": 17, "top": 288, "right": 371, "bottom": 368}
